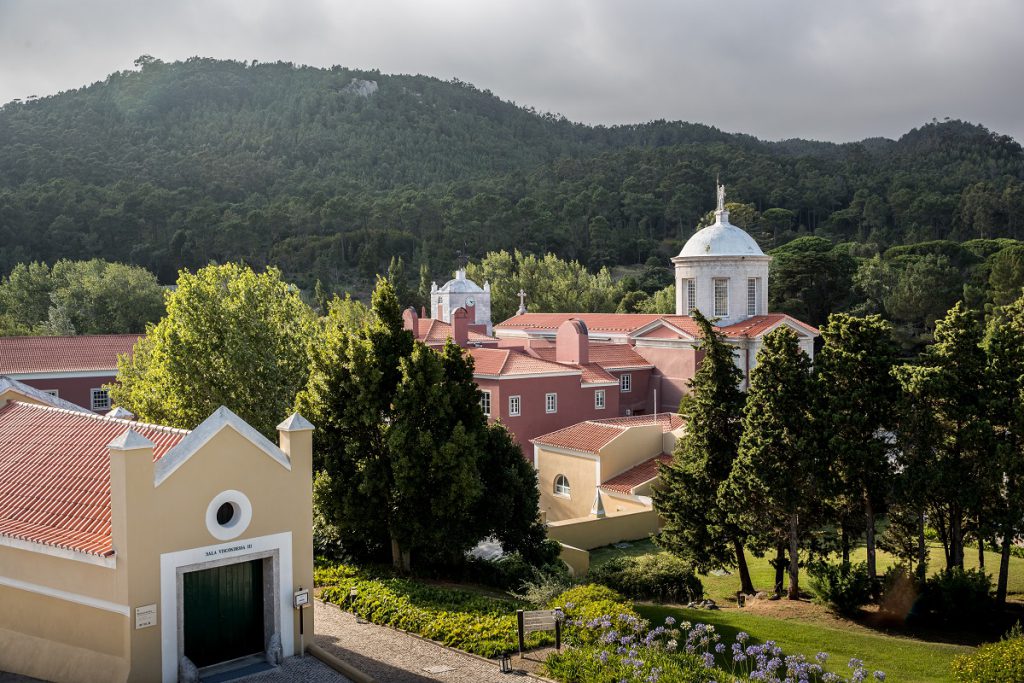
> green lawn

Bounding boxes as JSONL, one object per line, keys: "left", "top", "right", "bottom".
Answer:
{"left": 637, "top": 604, "right": 972, "bottom": 683}
{"left": 590, "top": 537, "right": 1024, "bottom": 604}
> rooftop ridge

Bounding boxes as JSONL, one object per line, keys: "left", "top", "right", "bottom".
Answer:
{"left": 0, "top": 333, "right": 142, "bottom": 342}
{"left": 7, "top": 400, "right": 191, "bottom": 436}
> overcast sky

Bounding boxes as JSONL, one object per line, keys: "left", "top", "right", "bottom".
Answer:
{"left": 1, "top": 0, "right": 1021, "bottom": 143}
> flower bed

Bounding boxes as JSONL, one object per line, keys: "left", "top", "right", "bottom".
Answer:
{"left": 547, "top": 585, "right": 887, "bottom": 683}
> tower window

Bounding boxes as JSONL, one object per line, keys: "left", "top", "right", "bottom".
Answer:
{"left": 714, "top": 279, "right": 729, "bottom": 317}
{"left": 747, "top": 278, "right": 759, "bottom": 316}
{"left": 683, "top": 279, "right": 696, "bottom": 314}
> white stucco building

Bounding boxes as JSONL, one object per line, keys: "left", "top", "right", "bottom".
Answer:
{"left": 430, "top": 269, "right": 493, "bottom": 335}
{"left": 672, "top": 183, "right": 771, "bottom": 326}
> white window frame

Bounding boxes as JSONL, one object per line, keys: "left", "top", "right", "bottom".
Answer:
{"left": 480, "top": 390, "right": 491, "bottom": 417}
{"left": 684, "top": 278, "right": 696, "bottom": 313}
{"left": 747, "top": 278, "right": 758, "bottom": 316}
{"left": 554, "top": 474, "right": 571, "bottom": 497}
{"left": 508, "top": 395, "right": 521, "bottom": 417}
{"left": 620, "top": 373, "right": 632, "bottom": 393}
{"left": 545, "top": 392, "right": 558, "bottom": 414}
{"left": 595, "top": 389, "right": 606, "bottom": 410}
{"left": 90, "top": 388, "right": 111, "bottom": 411}
{"left": 714, "top": 278, "right": 729, "bottom": 317}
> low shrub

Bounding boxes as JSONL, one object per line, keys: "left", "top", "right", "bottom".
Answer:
{"left": 317, "top": 563, "right": 544, "bottom": 657}
{"left": 921, "top": 567, "right": 992, "bottom": 622}
{"left": 807, "top": 560, "right": 873, "bottom": 615}
{"left": 513, "top": 569, "right": 576, "bottom": 607}
{"left": 590, "top": 553, "right": 703, "bottom": 604}
{"left": 951, "top": 625, "right": 1024, "bottom": 682}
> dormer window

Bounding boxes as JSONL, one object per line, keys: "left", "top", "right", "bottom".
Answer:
{"left": 714, "top": 278, "right": 729, "bottom": 317}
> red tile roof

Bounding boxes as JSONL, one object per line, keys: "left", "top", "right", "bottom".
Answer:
{"left": 0, "top": 401, "right": 188, "bottom": 557}
{"left": 532, "top": 412, "right": 684, "bottom": 453}
{"left": 531, "top": 343, "right": 653, "bottom": 370}
{"left": 496, "top": 313, "right": 817, "bottom": 339}
{"left": 0, "top": 334, "right": 140, "bottom": 375}
{"left": 602, "top": 453, "right": 673, "bottom": 493}
{"left": 467, "top": 348, "right": 581, "bottom": 378}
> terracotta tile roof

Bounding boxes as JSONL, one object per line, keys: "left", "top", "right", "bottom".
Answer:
{"left": 578, "top": 363, "right": 618, "bottom": 385}
{"left": 602, "top": 453, "right": 673, "bottom": 493}
{"left": 0, "top": 334, "right": 140, "bottom": 375}
{"left": 532, "top": 412, "right": 684, "bottom": 453}
{"left": 718, "top": 314, "right": 820, "bottom": 337}
{"left": 497, "top": 313, "right": 817, "bottom": 340}
{"left": 532, "top": 344, "right": 653, "bottom": 370}
{"left": 467, "top": 348, "right": 581, "bottom": 377}
{"left": 496, "top": 313, "right": 664, "bottom": 334}
{"left": 0, "top": 401, "right": 188, "bottom": 557}
{"left": 415, "top": 319, "right": 493, "bottom": 345}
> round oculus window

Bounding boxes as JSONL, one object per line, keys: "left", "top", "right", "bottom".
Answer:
{"left": 205, "top": 490, "right": 253, "bottom": 541}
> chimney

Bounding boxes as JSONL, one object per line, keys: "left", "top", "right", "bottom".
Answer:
{"left": 451, "top": 307, "right": 470, "bottom": 347}
{"left": 555, "top": 319, "right": 589, "bottom": 365}
{"left": 108, "top": 429, "right": 156, "bottom": 572}
{"left": 276, "top": 413, "right": 315, "bottom": 647}
{"left": 402, "top": 306, "right": 419, "bottom": 336}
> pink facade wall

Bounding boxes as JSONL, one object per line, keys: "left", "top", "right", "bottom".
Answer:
{"left": 633, "top": 347, "right": 701, "bottom": 413}
{"left": 18, "top": 375, "right": 116, "bottom": 412}
{"left": 479, "top": 374, "right": 620, "bottom": 457}
{"left": 607, "top": 368, "right": 653, "bottom": 417}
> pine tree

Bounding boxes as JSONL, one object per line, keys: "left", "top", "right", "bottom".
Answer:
{"left": 983, "top": 293, "right": 1024, "bottom": 604}
{"left": 653, "top": 310, "right": 755, "bottom": 594}
{"left": 815, "top": 314, "right": 900, "bottom": 587}
{"left": 721, "top": 327, "right": 818, "bottom": 600}
{"left": 894, "top": 302, "right": 994, "bottom": 569}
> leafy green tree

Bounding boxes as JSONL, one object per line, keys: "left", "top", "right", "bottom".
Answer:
{"left": 815, "top": 314, "right": 900, "bottom": 585}
{"left": 638, "top": 284, "right": 676, "bottom": 314}
{"left": 894, "top": 302, "right": 994, "bottom": 569}
{"left": 46, "top": 259, "right": 166, "bottom": 334}
{"left": 654, "top": 311, "right": 755, "bottom": 593}
{"left": 983, "top": 294, "right": 1024, "bottom": 605}
{"left": 722, "top": 327, "right": 817, "bottom": 599}
{"left": 0, "top": 261, "right": 52, "bottom": 332}
{"left": 885, "top": 255, "right": 962, "bottom": 332}
{"left": 111, "top": 263, "right": 313, "bottom": 437}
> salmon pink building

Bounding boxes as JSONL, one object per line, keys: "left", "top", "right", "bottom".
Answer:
{"left": 407, "top": 185, "right": 817, "bottom": 457}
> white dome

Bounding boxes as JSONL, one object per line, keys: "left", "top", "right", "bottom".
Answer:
{"left": 439, "top": 269, "right": 484, "bottom": 293}
{"left": 678, "top": 212, "right": 764, "bottom": 258}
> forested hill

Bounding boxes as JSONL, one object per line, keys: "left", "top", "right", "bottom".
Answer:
{"left": 1, "top": 56, "right": 1022, "bottom": 290}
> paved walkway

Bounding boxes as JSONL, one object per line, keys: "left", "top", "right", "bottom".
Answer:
{"left": 313, "top": 600, "right": 545, "bottom": 682}
{"left": 235, "top": 655, "right": 350, "bottom": 682}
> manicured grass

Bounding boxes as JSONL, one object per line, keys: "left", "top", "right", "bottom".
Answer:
{"left": 637, "top": 603, "right": 973, "bottom": 683}
{"left": 589, "top": 537, "right": 1024, "bottom": 604}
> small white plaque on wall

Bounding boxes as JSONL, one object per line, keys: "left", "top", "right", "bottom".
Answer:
{"left": 135, "top": 603, "right": 157, "bottom": 629}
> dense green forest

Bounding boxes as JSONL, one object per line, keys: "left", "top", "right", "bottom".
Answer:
{"left": 1, "top": 56, "right": 1022, "bottom": 298}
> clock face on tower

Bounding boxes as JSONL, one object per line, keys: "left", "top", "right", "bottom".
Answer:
{"left": 466, "top": 297, "right": 475, "bottom": 307}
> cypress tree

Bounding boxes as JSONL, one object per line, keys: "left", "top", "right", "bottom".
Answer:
{"left": 815, "top": 313, "right": 900, "bottom": 588}
{"left": 721, "top": 327, "right": 818, "bottom": 600}
{"left": 654, "top": 310, "right": 755, "bottom": 594}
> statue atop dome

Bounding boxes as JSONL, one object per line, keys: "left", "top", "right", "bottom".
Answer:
{"left": 716, "top": 182, "right": 726, "bottom": 213}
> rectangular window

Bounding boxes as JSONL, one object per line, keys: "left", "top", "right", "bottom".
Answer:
{"left": 714, "top": 278, "right": 729, "bottom": 317}
{"left": 90, "top": 388, "right": 111, "bottom": 412}
{"left": 480, "top": 391, "right": 491, "bottom": 417}
{"left": 620, "top": 373, "right": 632, "bottom": 393}
{"left": 42, "top": 389, "right": 59, "bottom": 398}
{"left": 595, "top": 389, "right": 606, "bottom": 410}
{"left": 747, "top": 278, "right": 758, "bottom": 316}
{"left": 545, "top": 393, "right": 558, "bottom": 414}
{"left": 686, "top": 279, "right": 696, "bottom": 313}
{"left": 508, "top": 395, "right": 521, "bottom": 417}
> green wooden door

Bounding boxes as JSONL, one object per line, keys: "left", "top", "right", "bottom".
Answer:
{"left": 183, "top": 559, "right": 265, "bottom": 668}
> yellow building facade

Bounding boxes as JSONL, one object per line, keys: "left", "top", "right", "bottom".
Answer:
{"left": 0, "top": 401, "right": 314, "bottom": 683}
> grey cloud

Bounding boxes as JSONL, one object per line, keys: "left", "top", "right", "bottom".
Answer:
{"left": 0, "top": 0, "right": 1021, "bottom": 142}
